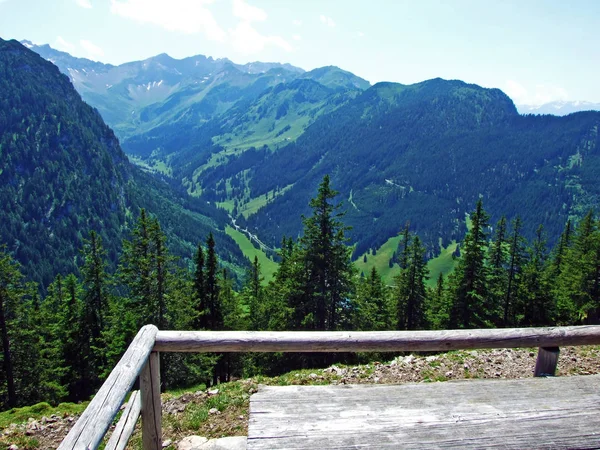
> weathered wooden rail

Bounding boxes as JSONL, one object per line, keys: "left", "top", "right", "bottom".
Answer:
{"left": 58, "top": 325, "right": 600, "bottom": 450}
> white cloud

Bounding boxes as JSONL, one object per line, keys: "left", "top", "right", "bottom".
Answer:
{"left": 230, "top": 21, "right": 292, "bottom": 54}
{"left": 54, "top": 36, "right": 75, "bottom": 52}
{"left": 233, "top": 0, "right": 266, "bottom": 22}
{"left": 75, "top": 0, "right": 92, "bottom": 8}
{"left": 292, "top": 19, "right": 302, "bottom": 26}
{"left": 292, "top": 34, "right": 301, "bottom": 41}
{"left": 110, "top": 0, "right": 226, "bottom": 41}
{"left": 80, "top": 39, "right": 104, "bottom": 59}
{"left": 531, "top": 84, "right": 569, "bottom": 105}
{"left": 358, "top": 31, "right": 365, "bottom": 37}
{"left": 228, "top": 0, "right": 291, "bottom": 54}
{"left": 319, "top": 15, "right": 336, "bottom": 27}
{"left": 505, "top": 79, "right": 569, "bottom": 105}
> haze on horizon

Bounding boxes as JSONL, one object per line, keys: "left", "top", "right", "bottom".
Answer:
{"left": 1, "top": 0, "right": 599, "bottom": 106}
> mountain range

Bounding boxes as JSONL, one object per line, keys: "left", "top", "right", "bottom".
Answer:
{"left": 516, "top": 101, "right": 600, "bottom": 116}
{"left": 1, "top": 38, "right": 247, "bottom": 287}
{"left": 12, "top": 40, "right": 600, "bottom": 280}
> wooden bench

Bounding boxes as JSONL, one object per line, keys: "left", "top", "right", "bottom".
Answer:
{"left": 58, "top": 326, "right": 600, "bottom": 450}
{"left": 248, "top": 375, "right": 600, "bottom": 449}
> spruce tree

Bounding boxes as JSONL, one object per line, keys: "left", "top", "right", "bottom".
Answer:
{"left": 246, "top": 256, "right": 266, "bottom": 331}
{"left": 119, "top": 209, "right": 153, "bottom": 335}
{"left": 449, "top": 199, "right": 491, "bottom": 328}
{"left": 204, "top": 233, "right": 223, "bottom": 331}
{"left": 503, "top": 217, "right": 526, "bottom": 327}
{"left": 487, "top": 216, "right": 507, "bottom": 325}
{"left": 295, "top": 175, "right": 354, "bottom": 331}
{"left": 0, "top": 246, "right": 24, "bottom": 407}
{"left": 520, "top": 225, "right": 553, "bottom": 326}
{"left": 80, "top": 231, "right": 110, "bottom": 380}
{"left": 395, "top": 235, "right": 429, "bottom": 330}
{"left": 427, "top": 272, "right": 450, "bottom": 329}
{"left": 193, "top": 243, "right": 205, "bottom": 329}
{"left": 61, "top": 274, "right": 88, "bottom": 400}
{"left": 353, "top": 267, "right": 391, "bottom": 330}
{"left": 555, "top": 211, "right": 600, "bottom": 323}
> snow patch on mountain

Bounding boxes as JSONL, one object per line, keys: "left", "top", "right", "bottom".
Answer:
{"left": 517, "top": 101, "right": 600, "bottom": 116}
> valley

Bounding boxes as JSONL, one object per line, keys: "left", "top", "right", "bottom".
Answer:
{"left": 1, "top": 12, "right": 600, "bottom": 447}
{"left": 24, "top": 41, "right": 600, "bottom": 267}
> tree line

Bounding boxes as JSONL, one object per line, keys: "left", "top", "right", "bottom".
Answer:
{"left": 1, "top": 175, "right": 599, "bottom": 410}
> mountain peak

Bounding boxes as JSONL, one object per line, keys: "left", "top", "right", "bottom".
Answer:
{"left": 300, "top": 66, "right": 370, "bottom": 91}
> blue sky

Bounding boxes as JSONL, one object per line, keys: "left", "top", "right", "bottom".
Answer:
{"left": 1, "top": 0, "right": 599, "bottom": 104}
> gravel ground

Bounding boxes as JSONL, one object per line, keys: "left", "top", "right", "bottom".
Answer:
{"left": 3, "top": 346, "right": 600, "bottom": 449}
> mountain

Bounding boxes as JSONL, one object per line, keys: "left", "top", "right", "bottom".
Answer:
{"left": 517, "top": 101, "right": 600, "bottom": 116}
{"left": 241, "top": 79, "right": 600, "bottom": 256}
{"left": 0, "top": 38, "right": 246, "bottom": 288}
{"left": 299, "top": 66, "right": 371, "bottom": 91}
{"left": 23, "top": 42, "right": 370, "bottom": 170}
{"left": 20, "top": 41, "right": 308, "bottom": 140}
{"left": 24, "top": 42, "right": 600, "bottom": 261}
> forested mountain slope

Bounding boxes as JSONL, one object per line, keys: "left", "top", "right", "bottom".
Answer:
{"left": 243, "top": 80, "right": 600, "bottom": 256}
{"left": 24, "top": 42, "right": 600, "bottom": 259}
{"left": 0, "top": 38, "right": 245, "bottom": 288}
{"left": 21, "top": 41, "right": 307, "bottom": 141}
{"left": 24, "top": 42, "right": 370, "bottom": 179}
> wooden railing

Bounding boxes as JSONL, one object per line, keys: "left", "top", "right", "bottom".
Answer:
{"left": 58, "top": 325, "right": 600, "bottom": 450}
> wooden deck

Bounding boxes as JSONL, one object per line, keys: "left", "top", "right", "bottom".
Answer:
{"left": 248, "top": 375, "right": 600, "bottom": 449}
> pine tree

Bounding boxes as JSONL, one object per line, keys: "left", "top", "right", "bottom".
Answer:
{"left": 246, "top": 256, "right": 266, "bottom": 331}
{"left": 353, "top": 267, "right": 391, "bottom": 330}
{"left": 163, "top": 268, "right": 218, "bottom": 389}
{"left": 295, "top": 175, "right": 355, "bottom": 331}
{"left": 0, "top": 246, "right": 24, "bottom": 407}
{"left": 395, "top": 235, "right": 429, "bottom": 330}
{"left": 119, "top": 209, "right": 153, "bottom": 335}
{"left": 555, "top": 211, "right": 600, "bottom": 323}
{"left": 149, "top": 217, "right": 170, "bottom": 330}
{"left": 193, "top": 243, "right": 205, "bottom": 329}
{"left": 204, "top": 233, "right": 223, "bottom": 331}
{"left": 427, "top": 272, "right": 450, "bottom": 329}
{"left": 219, "top": 268, "right": 245, "bottom": 382}
{"left": 520, "top": 225, "right": 554, "bottom": 326}
{"left": 487, "top": 216, "right": 508, "bottom": 326}
{"left": 61, "top": 274, "right": 88, "bottom": 400}
{"left": 15, "top": 283, "right": 66, "bottom": 405}
{"left": 80, "top": 231, "right": 110, "bottom": 381}
{"left": 397, "top": 224, "right": 411, "bottom": 269}
{"left": 549, "top": 220, "right": 573, "bottom": 279}
{"left": 489, "top": 216, "right": 507, "bottom": 270}
{"left": 449, "top": 199, "right": 491, "bottom": 328}
{"left": 503, "top": 217, "right": 526, "bottom": 327}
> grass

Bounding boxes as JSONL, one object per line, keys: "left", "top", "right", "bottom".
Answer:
{"left": 354, "top": 235, "right": 403, "bottom": 285}
{"left": 214, "top": 108, "right": 315, "bottom": 152}
{"left": 0, "top": 402, "right": 88, "bottom": 429}
{"left": 225, "top": 226, "right": 278, "bottom": 283}
{"left": 238, "top": 184, "right": 294, "bottom": 219}
{"left": 128, "top": 155, "right": 173, "bottom": 177}
{"left": 354, "top": 235, "right": 459, "bottom": 287}
{"left": 426, "top": 241, "right": 459, "bottom": 288}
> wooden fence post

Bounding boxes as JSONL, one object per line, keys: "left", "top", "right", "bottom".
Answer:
{"left": 140, "top": 351, "right": 162, "bottom": 450}
{"left": 534, "top": 346, "right": 560, "bottom": 377}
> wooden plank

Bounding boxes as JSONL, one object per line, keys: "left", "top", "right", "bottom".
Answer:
{"left": 141, "top": 351, "right": 162, "bottom": 450}
{"left": 248, "top": 375, "right": 600, "bottom": 449}
{"left": 58, "top": 325, "right": 158, "bottom": 450}
{"left": 534, "top": 346, "right": 560, "bottom": 377}
{"left": 154, "top": 326, "right": 600, "bottom": 353}
{"left": 105, "top": 390, "right": 141, "bottom": 450}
